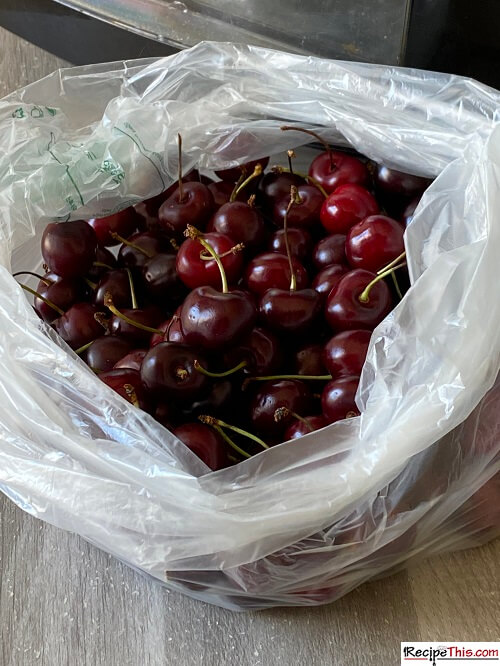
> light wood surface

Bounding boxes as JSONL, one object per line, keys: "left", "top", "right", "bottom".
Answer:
{"left": 0, "top": 26, "right": 498, "bottom": 666}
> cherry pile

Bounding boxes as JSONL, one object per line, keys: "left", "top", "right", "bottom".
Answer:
{"left": 18, "top": 128, "right": 431, "bottom": 471}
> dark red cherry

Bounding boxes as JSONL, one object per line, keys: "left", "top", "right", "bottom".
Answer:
{"left": 141, "top": 253, "right": 186, "bottom": 303}
{"left": 320, "top": 184, "right": 379, "bottom": 234}
{"left": 257, "top": 171, "right": 304, "bottom": 210}
{"left": 53, "top": 302, "right": 104, "bottom": 349}
{"left": 374, "top": 164, "right": 431, "bottom": 199}
{"left": 323, "top": 330, "right": 372, "bottom": 378}
{"left": 99, "top": 368, "right": 149, "bottom": 410}
{"left": 173, "top": 423, "right": 229, "bottom": 471}
{"left": 272, "top": 184, "right": 323, "bottom": 229}
{"left": 346, "top": 215, "right": 405, "bottom": 272}
{"left": 41, "top": 220, "right": 97, "bottom": 279}
{"left": 244, "top": 253, "right": 308, "bottom": 296}
{"left": 268, "top": 228, "right": 313, "bottom": 262}
{"left": 150, "top": 313, "right": 186, "bottom": 347}
{"left": 87, "top": 246, "right": 117, "bottom": 281}
{"left": 312, "top": 234, "right": 347, "bottom": 269}
{"left": 259, "top": 288, "right": 321, "bottom": 335}
{"left": 140, "top": 342, "right": 208, "bottom": 399}
{"left": 250, "top": 380, "right": 312, "bottom": 437}
{"left": 158, "top": 182, "right": 214, "bottom": 237}
{"left": 176, "top": 232, "right": 243, "bottom": 290}
{"left": 401, "top": 196, "right": 421, "bottom": 226}
{"left": 113, "top": 349, "right": 147, "bottom": 371}
{"left": 309, "top": 151, "right": 369, "bottom": 194}
{"left": 118, "top": 231, "right": 169, "bottom": 270}
{"left": 293, "top": 344, "right": 328, "bottom": 376}
{"left": 215, "top": 157, "right": 269, "bottom": 182}
{"left": 180, "top": 381, "right": 234, "bottom": 421}
{"left": 154, "top": 402, "right": 176, "bottom": 430}
{"left": 312, "top": 264, "right": 347, "bottom": 301}
{"left": 109, "top": 306, "right": 162, "bottom": 345}
{"left": 207, "top": 181, "right": 249, "bottom": 207}
{"left": 321, "top": 376, "right": 360, "bottom": 424}
{"left": 85, "top": 335, "right": 133, "bottom": 372}
{"left": 180, "top": 286, "right": 256, "bottom": 351}
{"left": 93, "top": 269, "right": 131, "bottom": 309}
{"left": 208, "top": 201, "right": 265, "bottom": 251}
{"left": 34, "top": 273, "right": 84, "bottom": 323}
{"left": 325, "top": 269, "right": 392, "bottom": 331}
{"left": 87, "top": 207, "right": 138, "bottom": 247}
{"left": 285, "top": 414, "right": 328, "bottom": 441}
{"left": 224, "top": 327, "right": 282, "bottom": 375}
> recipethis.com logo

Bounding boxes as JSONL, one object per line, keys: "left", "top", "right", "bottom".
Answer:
{"left": 401, "top": 643, "right": 500, "bottom": 666}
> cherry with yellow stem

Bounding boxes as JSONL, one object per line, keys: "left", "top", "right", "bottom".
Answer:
{"left": 103, "top": 292, "right": 164, "bottom": 335}
{"left": 198, "top": 415, "right": 269, "bottom": 450}
{"left": 194, "top": 359, "right": 248, "bottom": 378}
{"left": 358, "top": 261, "right": 407, "bottom": 304}
{"left": 229, "top": 163, "right": 263, "bottom": 202}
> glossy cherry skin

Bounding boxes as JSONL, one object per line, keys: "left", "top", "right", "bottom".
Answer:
{"left": 87, "top": 246, "right": 117, "bottom": 281}
{"left": 158, "top": 182, "right": 214, "bottom": 237}
{"left": 173, "top": 423, "right": 229, "bottom": 471}
{"left": 93, "top": 269, "right": 131, "bottom": 309}
{"left": 321, "top": 376, "right": 360, "bottom": 424}
{"left": 312, "top": 234, "right": 347, "bottom": 269}
{"left": 325, "top": 269, "right": 393, "bottom": 331}
{"left": 141, "top": 253, "right": 185, "bottom": 303}
{"left": 53, "top": 302, "right": 105, "bottom": 349}
{"left": 34, "top": 273, "right": 84, "bottom": 323}
{"left": 323, "top": 330, "right": 371, "bottom": 378}
{"left": 250, "top": 380, "right": 312, "bottom": 437}
{"left": 215, "top": 157, "right": 269, "bottom": 182}
{"left": 320, "top": 184, "right": 379, "bottom": 234}
{"left": 99, "top": 368, "right": 149, "bottom": 411}
{"left": 109, "top": 306, "right": 163, "bottom": 345}
{"left": 284, "top": 415, "right": 328, "bottom": 441}
{"left": 268, "top": 228, "right": 312, "bottom": 262}
{"left": 176, "top": 232, "right": 244, "bottom": 290}
{"left": 272, "top": 184, "right": 323, "bottom": 228}
{"left": 85, "top": 335, "right": 133, "bottom": 373}
{"left": 244, "top": 253, "right": 308, "bottom": 296}
{"left": 224, "top": 327, "right": 282, "bottom": 375}
{"left": 346, "top": 215, "right": 405, "bottom": 272}
{"left": 401, "top": 196, "right": 420, "bottom": 226}
{"left": 259, "top": 288, "right": 322, "bottom": 335}
{"left": 140, "top": 342, "right": 208, "bottom": 399}
{"left": 208, "top": 201, "right": 265, "bottom": 251}
{"left": 309, "top": 151, "right": 369, "bottom": 194}
{"left": 312, "top": 264, "right": 347, "bottom": 302}
{"left": 180, "top": 286, "right": 257, "bottom": 351}
{"left": 374, "top": 164, "right": 431, "bottom": 198}
{"left": 42, "top": 220, "right": 97, "bottom": 279}
{"left": 150, "top": 313, "right": 186, "bottom": 347}
{"left": 293, "top": 344, "right": 328, "bottom": 376}
{"left": 118, "top": 231, "right": 169, "bottom": 270}
{"left": 87, "top": 207, "right": 138, "bottom": 247}
{"left": 257, "top": 172, "right": 304, "bottom": 210}
{"left": 113, "top": 349, "right": 147, "bottom": 371}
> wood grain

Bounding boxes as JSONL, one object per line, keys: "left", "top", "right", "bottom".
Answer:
{"left": 0, "top": 24, "right": 498, "bottom": 666}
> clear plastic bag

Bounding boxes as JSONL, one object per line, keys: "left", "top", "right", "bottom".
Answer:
{"left": 0, "top": 42, "right": 498, "bottom": 610}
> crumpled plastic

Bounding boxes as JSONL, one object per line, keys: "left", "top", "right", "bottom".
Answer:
{"left": 0, "top": 42, "right": 498, "bottom": 610}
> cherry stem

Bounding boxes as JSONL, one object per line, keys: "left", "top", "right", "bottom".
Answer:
{"left": 229, "top": 170, "right": 247, "bottom": 202}
{"left": 85, "top": 278, "right": 97, "bottom": 290}
{"left": 199, "top": 417, "right": 251, "bottom": 459}
{"left": 170, "top": 238, "right": 180, "bottom": 252}
{"left": 94, "top": 312, "right": 109, "bottom": 331}
{"left": 287, "top": 149, "right": 296, "bottom": 174}
{"left": 185, "top": 225, "right": 228, "bottom": 293}
{"left": 280, "top": 125, "right": 334, "bottom": 171}
{"left": 18, "top": 283, "right": 64, "bottom": 316}
{"left": 199, "top": 415, "right": 269, "bottom": 450}
{"left": 94, "top": 261, "right": 115, "bottom": 270}
{"left": 110, "top": 232, "right": 153, "bottom": 258}
{"left": 358, "top": 262, "right": 407, "bottom": 304}
{"left": 199, "top": 243, "right": 244, "bottom": 261}
{"left": 175, "top": 367, "right": 188, "bottom": 380}
{"left": 230, "top": 163, "right": 263, "bottom": 202}
{"left": 177, "top": 133, "right": 185, "bottom": 204}
{"left": 285, "top": 185, "right": 303, "bottom": 291}
{"left": 274, "top": 407, "right": 313, "bottom": 431}
{"left": 272, "top": 166, "right": 328, "bottom": 198}
{"left": 13, "top": 271, "right": 50, "bottom": 286}
{"left": 123, "top": 383, "right": 140, "bottom": 407}
{"left": 74, "top": 340, "right": 94, "bottom": 355}
{"left": 246, "top": 373, "right": 332, "bottom": 383}
{"left": 125, "top": 268, "right": 138, "bottom": 309}
{"left": 103, "top": 292, "right": 163, "bottom": 334}
{"left": 391, "top": 272, "right": 403, "bottom": 300}
{"left": 194, "top": 359, "right": 247, "bottom": 378}
{"left": 247, "top": 194, "right": 256, "bottom": 208}
{"left": 376, "top": 251, "right": 406, "bottom": 275}
{"left": 165, "top": 314, "right": 179, "bottom": 342}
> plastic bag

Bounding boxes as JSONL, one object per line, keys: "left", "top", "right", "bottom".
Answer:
{"left": 0, "top": 42, "right": 498, "bottom": 610}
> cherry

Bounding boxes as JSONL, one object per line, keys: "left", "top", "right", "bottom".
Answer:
{"left": 108, "top": 305, "right": 163, "bottom": 345}
{"left": 325, "top": 269, "right": 393, "bottom": 331}
{"left": 268, "top": 228, "right": 312, "bottom": 262}
{"left": 272, "top": 184, "right": 323, "bottom": 228}
{"left": 142, "top": 253, "right": 185, "bottom": 303}
{"left": 180, "top": 380, "right": 234, "bottom": 421}
{"left": 87, "top": 246, "right": 117, "bottom": 281}
{"left": 320, "top": 184, "right": 379, "bottom": 234}
{"left": 117, "top": 231, "right": 169, "bottom": 270}
{"left": 87, "top": 207, "right": 138, "bottom": 247}
{"left": 173, "top": 423, "right": 229, "bottom": 471}
{"left": 207, "top": 181, "right": 249, "bottom": 207}
{"left": 374, "top": 164, "right": 431, "bottom": 199}
{"left": 208, "top": 199, "right": 265, "bottom": 251}
{"left": 401, "top": 196, "right": 420, "bottom": 226}
{"left": 26, "top": 272, "right": 83, "bottom": 323}
{"left": 154, "top": 402, "right": 176, "bottom": 430}
{"left": 113, "top": 349, "right": 147, "bottom": 371}
{"left": 223, "top": 327, "right": 282, "bottom": 376}
{"left": 53, "top": 302, "right": 105, "bottom": 350}
{"left": 176, "top": 232, "right": 244, "bottom": 290}
{"left": 93, "top": 269, "right": 132, "bottom": 309}
{"left": 150, "top": 313, "right": 186, "bottom": 347}
{"left": 41, "top": 220, "right": 97, "bottom": 279}
{"left": 293, "top": 343, "right": 328, "bottom": 376}
{"left": 159, "top": 181, "right": 214, "bottom": 238}
{"left": 321, "top": 376, "right": 360, "bottom": 424}
{"left": 284, "top": 414, "right": 328, "bottom": 441}
{"left": 244, "top": 253, "right": 308, "bottom": 296}
{"left": 312, "top": 234, "right": 347, "bottom": 269}
{"left": 323, "top": 330, "right": 371, "bottom": 378}
{"left": 215, "top": 157, "right": 269, "bottom": 182}
{"left": 257, "top": 171, "right": 304, "bottom": 210}
{"left": 140, "top": 342, "right": 208, "bottom": 399}
{"left": 85, "top": 335, "right": 133, "bottom": 372}
{"left": 312, "top": 264, "right": 347, "bottom": 301}
{"left": 345, "top": 215, "right": 405, "bottom": 272}
{"left": 99, "top": 368, "right": 149, "bottom": 410}
{"left": 250, "top": 379, "right": 312, "bottom": 437}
